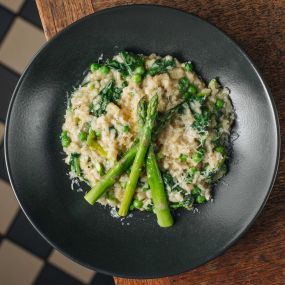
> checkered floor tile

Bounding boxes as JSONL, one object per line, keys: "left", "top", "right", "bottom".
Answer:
{"left": 0, "top": 1, "right": 115, "bottom": 284}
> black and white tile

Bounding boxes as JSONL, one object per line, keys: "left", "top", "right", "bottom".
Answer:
{"left": 0, "top": 1, "right": 115, "bottom": 284}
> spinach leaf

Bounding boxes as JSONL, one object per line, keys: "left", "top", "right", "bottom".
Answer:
{"left": 120, "top": 51, "right": 144, "bottom": 75}
{"left": 89, "top": 81, "right": 122, "bottom": 118}
{"left": 191, "top": 109, "right": 211, "bottom": 134}
{"left": 148, "top": 58, "right": 176, "bottom": 76}
{"left": 70, "top": 153, "right": 82, "bottom": 177}
{"left": 105, "top": 59, "right": 129, "bottom": 76}
{"left": 162, "top": 171, "right": 184, "bottom": 192}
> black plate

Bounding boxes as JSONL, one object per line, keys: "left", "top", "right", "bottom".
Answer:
{"left": 5, "top": 5, "right": 280, "bottom": 278}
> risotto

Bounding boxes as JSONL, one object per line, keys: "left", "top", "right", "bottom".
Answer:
{"left": 61, "top": 51, "right": 234, "bottom": 222}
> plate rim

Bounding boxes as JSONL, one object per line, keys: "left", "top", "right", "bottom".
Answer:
{"left": 4, "top": 4, "right": 281, "bottom": 278}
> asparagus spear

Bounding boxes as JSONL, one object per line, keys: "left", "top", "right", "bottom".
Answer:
{"left": 84, "top": 100, "right": 184, "bottom": 205}
{"left": 146, "top": 145, "right": 173, "bottom": 227}
{"left": 84, "top": 141, "right": 138, "bottom": 205}
{"left": 118, "top": 95, "right": 158, "bottom": 216}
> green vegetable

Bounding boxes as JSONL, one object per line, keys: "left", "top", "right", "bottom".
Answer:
{"left": 215, "top": 145, "right": 225, "bottom": 154}
{"left": 132, "top": 74, "right": 142, "bottom": 84}
{"left": 84, "top": 100, "right": 184, "bottom": 205}
{"left": 61, "top": 131, "right": 71, "bottom": 148}
{"left": 179, "top": 153, "right": 188, "bottom": 162}
{"left": 146, "top": 145, "right": 173, "bottom": 227}
{"left": 84, "top": 141, "right": 139, "bottom": 205}
{"left": 179, "top": 77, "right": 190, "bottom": 93}
{"left": 196, "top": 195, "right": 206, "bottom": 204}
{"left": 90, "top": 63, "right": 100, "bottom": 72}
{"left": 79, "top": 131, "right": 88, "bottom": 142}
{"left": 185, "top": 62, "right": 193, "bottom": 72}
{"left": 192, "top": 147, "right": 205, "bottom": 163}
{"left": 185, "top": 167, "right": 197, "bottom": 183}
{"left": 162, "top": 171, "right": 184, "bottom": 193}
{"left": 188, "top": 84, "right": 197, "bottom": 94}
{"left": 133, "top": 199, "right": 143, "bottom": 209}
{"left": 170, "top": 194, "right": 193, "bottom": 210}
{"left": 192, "top": 185, "right": 201, "bottom": 196}
{"left": 148, "top": 58, "right": 176, "bottom": 76}
{"left": 135, "top": 66, "right": 145, "bottom": 75}
{"left": 99, "top": 65, "right": 110, "bottom": 74}
{"left": 87, "top": 130, "right": 107, "bottom": 158}
{"left": 191, "top": 109, "right": 210, "bottom": 134}
{"left": 105, "top": 59, "right": 128, "bottom": 76}
{"left": 216, "top": 99, "right": 224, "bottom": 109}
{"left": 89, "top": 81, "right": 122, "bottom": 118}
{"left": 95, "top": 162, "right": 105, "bottom": 176}
{"left": 120, "top": 51, "right": 144, "bottom": 75}
{"left": 70, "top": 153, "right": 81, "bottom": 176}
{"left": 119, "top": 95, "right": 158, "bottom": 217}
{"left": 123, "top": 125, "right": 130, "bottom": 133}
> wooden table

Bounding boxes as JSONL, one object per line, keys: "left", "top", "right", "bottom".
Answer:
{"left": 36, "top": 1, "right": 285, "bottom": 284}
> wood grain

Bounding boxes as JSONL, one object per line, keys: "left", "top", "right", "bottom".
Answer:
{"left": 36, "top": 1, "right": 285, "bottom": 284}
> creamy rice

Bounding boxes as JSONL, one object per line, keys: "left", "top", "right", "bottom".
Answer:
{"left": 61, "top": 52, "right": 234, "bottom": 211}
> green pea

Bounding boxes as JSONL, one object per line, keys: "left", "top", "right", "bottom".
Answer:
{"left": 79, "top": 131, "right": 88, "bottom": 142}
{"left": 188, "top": 167, "right": 197, "bottom": 176}
{"left": 216, "top": 99, "right": 224, "bottom": 109}
{"left": 180, "top": 153, "right": 188, "bottom": 162}
{"left": 132, "top": 74, "right": 142, "bottom": 84}
{"left": 123, "top": 125, "right": 130, "bottom": 133}
{"left": 185, "top": 62, "right": 193, "bottom": 72}
{"left": 196, "top": 195, "right": 206, "bottom": 204}
{"left": 188, "top": 84, "right": 197, "bottom": 94}
{"left": 192, "top": 186, "right": 201, "bottom": 196}
{"left": 61, "top": 131, "right": 71, "bottom": 148}
{"left": 215, "top": 146, "right": 225, "bottom": 154}
{"left": 135, "top": 66, "right": 145, "bottom": 75}
{"left": 95, "top": 162, "right": 105, "bottom": 176}
{"left": 90, "top": 63, "right": 100, "bottom": 72}
{"left": 99, "top": 65, "right": 110, "bottom": 74}
{"left": 133, "top": 199, "right": 143, "bottom": 209}
{"left": 192, "top": 151, "right": 203, "bottom": 163}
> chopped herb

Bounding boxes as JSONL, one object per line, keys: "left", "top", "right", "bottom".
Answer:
{"left": 192, "top": 109, "right": 210, "bottom": 134}
{"left": 105, "top": 59, "right": 128, "bottom": 76}
{"left": 192, "top": 185, "right": 201, "bottom": 196}
{"left": 148, "top": 58, "right": 176, "bottom": 76}
{"left": 61, "top": 131, "right": 71, "bottom": 148}
{"left": 120, "top": 51, "right": 144, "bottom": 75}
{"left": 192, "top": 147, "right": 205, "bottom": 163}
{"left": 185, "top": 167, "right": 197, "bottom": 183}
{"left": 90, "top": 81, "right": 122, "bottom": 118}
{"left": 70, "top": 153, "right": 81, "bottom": 176}
{"left": 162, "top": 171, "right": 184, "bottom": 192}
{"left": 188, "top": 84, "right": 197, "bottom": 94}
